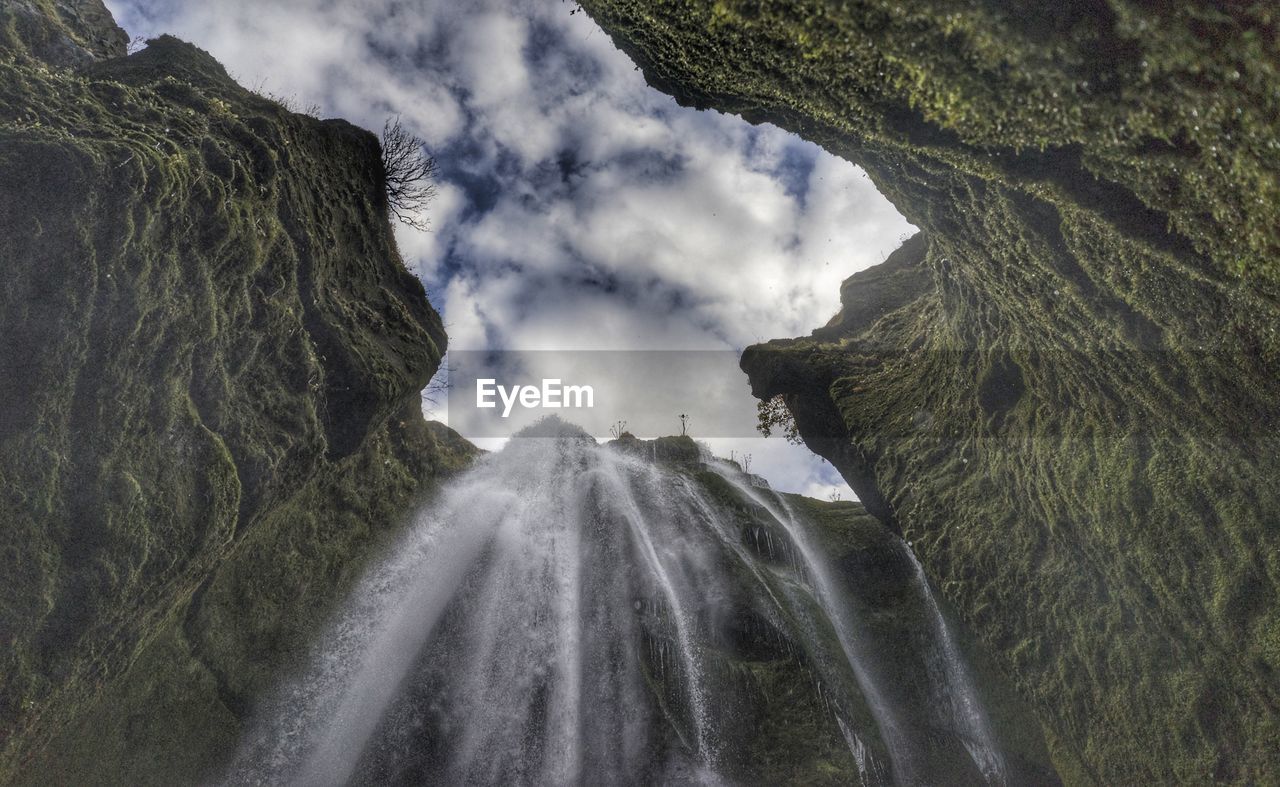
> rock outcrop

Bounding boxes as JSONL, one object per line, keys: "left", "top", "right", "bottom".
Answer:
{"left": 0, "top": 5, "right": 474, "bottom": 780}
{"left": 581, "top": 1, "right": 1280, "bottom": 783}
{"left": 0, "top": 0, "right": 127, "bottom": 66}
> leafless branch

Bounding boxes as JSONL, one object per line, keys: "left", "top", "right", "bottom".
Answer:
{"left": 381, "top": 117, "right": 438, "bottom": 231}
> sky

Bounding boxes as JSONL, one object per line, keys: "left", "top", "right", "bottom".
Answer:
{"left": 104, "top": 0, "right": 915, "bottom": 499}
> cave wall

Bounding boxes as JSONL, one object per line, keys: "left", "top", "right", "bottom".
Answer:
{"left": 0, "top": 4, "right": 471, "bottom": 779}
{"left": 21, "top": 410, "right": 477, "bottom": 785}
{"left": 580, "top": 1, "right": 1280, "bottom": 782}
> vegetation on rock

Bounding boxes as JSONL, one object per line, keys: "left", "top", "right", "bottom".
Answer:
{"left": 580, "top": 1, "right": 1280, "bottom": 783}
{"left": 0, "top": 4, "right": 469, "bottom": 780}
{"left": 0, "top": 0, "right": 127, "bottom": 66}
{"left": 22, "top": 408, "right": 477, "bottom": 784}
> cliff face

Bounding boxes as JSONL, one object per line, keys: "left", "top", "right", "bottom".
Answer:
{"left": 23, "top": 411, "right": 477, "bottom": 785}
{"left": 581, "top": 1, "right": 1280, "bottom": 783}
{"left": 0, "top": 0, "right": 127, "bottom": 66}
{"left": 0, "top": 3, "right": 472, "bottom": 780}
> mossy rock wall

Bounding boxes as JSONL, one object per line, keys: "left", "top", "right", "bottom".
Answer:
{"left": 19, "top": 408, "right": 477, "bottom": 785}
{"left": 580, "top": 1, "right": 1280, "bottom": 783}
{"left": 0, "top": 0, "right": 127, "bottom": 67}
{"left": 0, "top": 15, "right": 458, "bottom": 780}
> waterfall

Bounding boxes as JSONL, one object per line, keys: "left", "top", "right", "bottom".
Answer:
{"left": 902, "top": 545, "right": 1007, "bottom": 785}
{"left": 704, "top": 465, "right": 923, "bottom": 783}
{"left": 222, "top": 423, "right": 1006, "bottom": 786}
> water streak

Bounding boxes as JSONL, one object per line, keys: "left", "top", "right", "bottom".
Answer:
{"left": 903, "top": 545, "right": 1008, "bottom": 785}
{"left": 705, "top": 464, "right": 923, "bottom": 784}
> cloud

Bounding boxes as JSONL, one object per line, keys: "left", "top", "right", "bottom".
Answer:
{"left": 393, "top": 180, "right": 467, "bottom": 283}
{"left": 103, "top": 0, "right": 915, "bottom": 496}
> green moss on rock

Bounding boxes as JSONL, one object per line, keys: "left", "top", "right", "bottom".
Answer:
{"left": 0, "top": 0, "right": 127, "bottom": 67}
{"left": 20, "top": 406, "right": 477, "bottom": 785}
{"left": 580, "top": 1, "right": 1280, "bottom": 783}
{"left": 0, "top": 14, "right": 464, "bottom": 781}
{"left": 609, "top": 433, "right": 703, "bottom": 465}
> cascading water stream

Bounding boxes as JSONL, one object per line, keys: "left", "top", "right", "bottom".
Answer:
{"left": 702, "top": 463, "right": 922, "bottom": 783}
{"left": 223, "top": 424, "right": 1008, "bottom": 786}
{"left": 707, "top": 461, "right": 1009, "bottom": 785}
{"left": 598, "top": 464, "right": 715, "bottom": 765}
{"left": 902, "top": 545, "right": 1007, "bottom": 785}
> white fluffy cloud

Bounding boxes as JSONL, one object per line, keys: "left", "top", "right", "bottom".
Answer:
{"left": 104, "top": 0, "right": 916, "bottom": 497}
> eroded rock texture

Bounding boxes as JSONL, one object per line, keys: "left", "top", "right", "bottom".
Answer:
{"left": 581, "top": 1, "right": 1280, "bottom": 782}
{"left": 1, "top": 8, "right": 473, "bottom": 780}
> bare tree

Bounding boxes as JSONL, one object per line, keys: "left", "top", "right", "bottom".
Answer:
{"left": 381, "top": 117, "right": 438, "bottom": 231}
{"left": 420, "top": 356, "right": 453, "bottom": 420}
